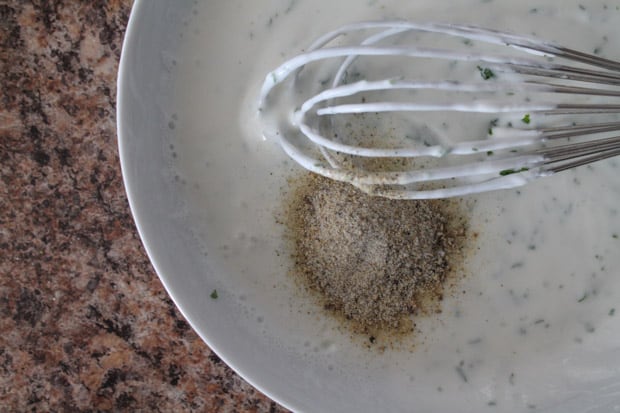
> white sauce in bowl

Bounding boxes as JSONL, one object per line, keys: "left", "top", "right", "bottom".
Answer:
{"left": 165, "top": 0, "right": 620, "bottom": 411}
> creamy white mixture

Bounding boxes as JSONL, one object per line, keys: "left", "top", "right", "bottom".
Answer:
{"left": 167, "top": 0, "right": 620, "bottom": 411}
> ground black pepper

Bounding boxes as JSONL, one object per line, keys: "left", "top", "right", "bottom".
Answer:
{"left": 286, "top": 173, "right": 467, "bottom": 334}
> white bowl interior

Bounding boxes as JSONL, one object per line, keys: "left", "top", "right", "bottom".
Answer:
{"left": 118, "top": 1, "right": 620, "bottom": 412}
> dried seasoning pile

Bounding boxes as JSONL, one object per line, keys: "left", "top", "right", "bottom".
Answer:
{"left": 286, "top": 174, "right": 466, "bottom": 333}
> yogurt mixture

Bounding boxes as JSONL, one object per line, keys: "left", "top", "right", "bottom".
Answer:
{"left": 167, "top": 0, "right": 620, "bottom": 411}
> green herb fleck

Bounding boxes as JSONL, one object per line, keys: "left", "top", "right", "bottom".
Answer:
{"left": 455, "top": 365, "right": 468, "bottom": 382}
{"left": 613, "top": 234, "right": 618, "bottom": 239}
{"left": 521, "top": 113, "right": 531, "bottom": 124}
{"left": 610, "top": 308, "right": 616, "bottom": 316}
{"left": 499, "top": 167, "right": 529, "bottom": 176}
{"left": 578, "top": 292, "right": 588, "bottom": 303}
{"left": 210, "top": 289, "right": 219, "bottom": 299}
{"left": 488, "top": 128, "right": 493, "bottom": 135}
{"left": 271, "top": 73, "right": 277, "bottom": 83}
{"left": 477, "top": 66, "right": 495, "bottom": 80}
{"left": 487, "top": 151, "right": 494, "bottom": 156}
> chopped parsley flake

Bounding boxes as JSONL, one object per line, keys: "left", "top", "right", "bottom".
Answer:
{"left": 499, "top": 167, "right": 529, "bottom": 176}
{"left": 477, "top": 66, "right": 495, "bottom": 80}
{"left": 487, "top": 151, "right": 494, "bottom": 156}
{"left": 610, "top": 308, "right": 616, "bottom": 316}
{"left": 521, "top": 114, "right": 531, "bottom": 124}
{"left": 455, "top": 365, "right": 468, "bottom": 382}
{"left": 578, "top": 292, "right": 588, "bottom": 303}
{"left": 210, "top": 289, "right": 219, "bottom": 299}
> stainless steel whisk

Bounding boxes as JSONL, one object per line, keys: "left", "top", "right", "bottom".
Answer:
{"left": 258, "top": 21, "right": 620, "bottom": 199}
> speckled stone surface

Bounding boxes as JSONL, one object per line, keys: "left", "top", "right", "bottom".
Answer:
{"left": 0, "top": 2, "right": 289, "bottom": 411}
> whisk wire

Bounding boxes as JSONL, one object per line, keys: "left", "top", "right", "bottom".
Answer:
{"left": 259, "top": 21, "right": 620, "bottom": 199}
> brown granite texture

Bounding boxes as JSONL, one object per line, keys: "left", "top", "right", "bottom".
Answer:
{"left": 0, "top": 2, "right": 289, "bottom": 412}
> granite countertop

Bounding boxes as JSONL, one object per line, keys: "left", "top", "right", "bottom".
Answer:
{"left": 0, "top": 2, "right": 289, "bottom": 411}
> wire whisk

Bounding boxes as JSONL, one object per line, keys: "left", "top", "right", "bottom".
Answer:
{"left": 258, "top": 21, "right": 620, "bottom": 199}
